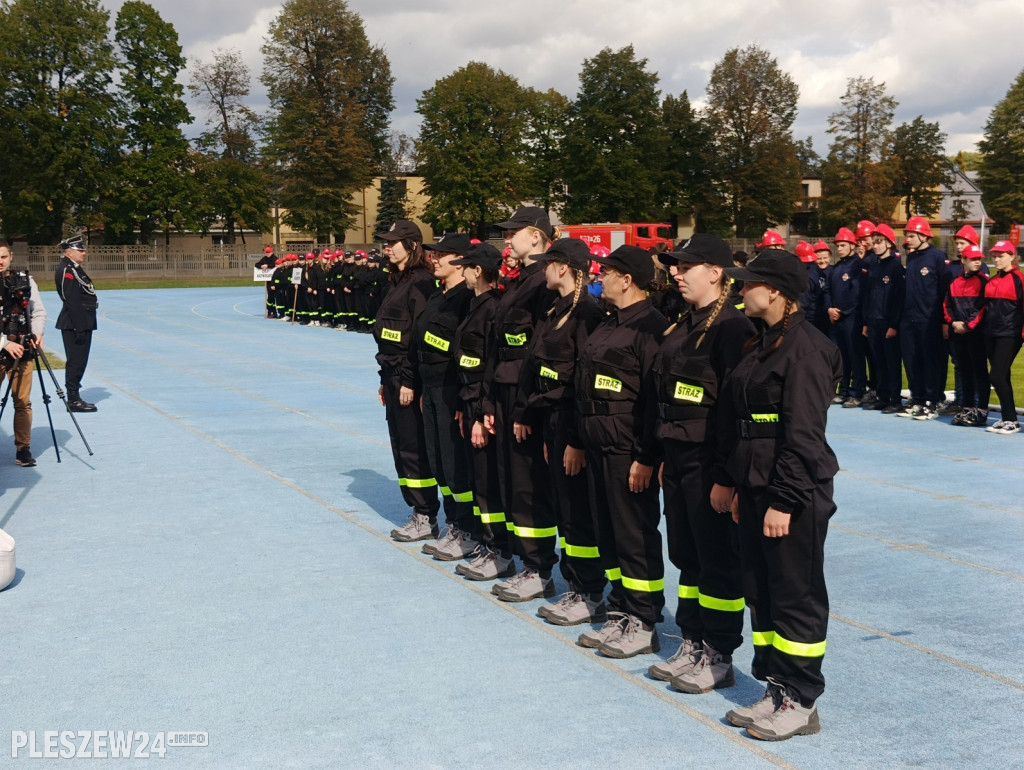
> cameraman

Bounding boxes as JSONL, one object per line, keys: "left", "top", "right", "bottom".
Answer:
{"left": 0, "top": 239, "right": 47, "bottom": 467}
{"left": 55, "top": 235, "right": 98, "bottom": 413}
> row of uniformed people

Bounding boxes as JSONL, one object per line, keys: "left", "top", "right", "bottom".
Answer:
{"left": 372, "top": 211, "right": 840, "bottom": 742}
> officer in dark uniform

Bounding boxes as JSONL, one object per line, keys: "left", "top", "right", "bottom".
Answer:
{"left": 861, "top": 224, "right": 906, "bottom": 412}
{"left": 825, "top": 231, "right": 865, "bottom": 407}
{"left": 256, "top": 246, "right": 277, "bottom": 318}
{"left": 54, "top": 235, "right": 98, "bottom": 412}
{"left": 711, "top": 250, "right": 841, "bottom": 741}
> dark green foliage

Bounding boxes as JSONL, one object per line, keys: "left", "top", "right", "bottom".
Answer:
{"left": 978, "top": 68, "right": 1024, "bottom": 230}
{"left": 889, "top": 116, "right": 947, "bottom": 220}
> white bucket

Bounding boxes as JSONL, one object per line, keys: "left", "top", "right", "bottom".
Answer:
{"left": 0, "top": 529, "right": 15, "bottom": 591}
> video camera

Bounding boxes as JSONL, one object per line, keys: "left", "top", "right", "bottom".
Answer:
{"left": 0, "top": 270, "right": 36, "bottom": 366}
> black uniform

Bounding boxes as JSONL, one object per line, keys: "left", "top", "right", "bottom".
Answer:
{"left": 373, "top": 266, "right": 441, "bottom": 519}
{"left": 513, "top": 291, "right": 606, "bottom": 594}
{"left": 825, "top": 255, "right": 864, "bottom": 399}
{"left": 576, "top": 299, "right": 668, "bottom": 626}
{"left": 654, "top": 301, "right": 754, "bottom": 654}
{"left": 54, "top": 256, "right": 98, "bottom": 403}
{"left": 861, "top": 251, "right": 906, "bottom": 407}
{"left": 255, "top": 253, "right": 277, "bottom": 316}
{"left": 713, "top": 311, "right": 841, "bottom": 707}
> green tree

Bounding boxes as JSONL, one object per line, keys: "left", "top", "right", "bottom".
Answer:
{"left": 374, "top": 131, "right": 414, "bottom": 235}
{"left": 261, "top": 0, "right": 394, "bottom": 241}
{"left": 978, "top": 67, "right": 1024, "bottom": 229}
{"left": 522, "top": 88, "right": 569, "bottom": 213}
{"left": 416, "top": 62, "right": 532, "bottom": 236}
{"left": 560, "top": 45, "right": 665, "bottom": 223}
{"left": 658, "top": 90, "right": 729, "bottom": 234}
{"left": 188, "top": 49, "right": 270, "bottom": 242}
{"left": 106, "top": 1, "right": 195, "bottom": 245}
{"left": 795, "top": 137, "right": 822, "bottom": 177}
{"left": 0, "top": 0, "right": 119, "bottom": 243}
{"left": 703, "top": 45, "right": 801, "bottom": 237}
{"left": 889, "top": 116, "right": 947, "bottom": 220}
{"left": 820, "top": 76, "right": 898, "bottom": 231}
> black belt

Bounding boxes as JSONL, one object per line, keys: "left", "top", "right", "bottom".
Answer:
{"left": 658, "top": 403, "right": 709, "bottom": 420}
{"left": 498, "top": 347, "right": 529, "bottom": 361}
{"left": 459, "top": 372, "right": 485, "bottom": 385}
{"left": 578, "top": 400, "right": 634, "bottom": 416}
{"left": 736, "top": 420, "right": 779, "bottom": 439}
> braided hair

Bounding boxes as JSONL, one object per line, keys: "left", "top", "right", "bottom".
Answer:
{"left": 743, "top": 299, "right": 798, "bottom": 357}
{"left": 695, "top": 277, "right": 731, "bottom": 350}
{"left": 554, "top": 268, "right": 585, "bottom": 330}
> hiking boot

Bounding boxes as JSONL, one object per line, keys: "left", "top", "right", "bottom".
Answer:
{"left": 578, "top": 612, "right": 628, "bottom": 649}
{"left": 598, "top": 614, "right": 660, "bottom": 659}
{"left": 913, "top": 403, "right": 938, "bottom": 421}
{"left": 493, "top": 568, "right": 555, "bottom": 602}
{"left": 648, "top": 637, "right": 701, "bottom": 681}
{"left": 937, "top": 400, "right": 962, "bottom": 416}
{"left": 669, "top": 642, "right": 735, "bottom": 694}
{"left": 458, "top": 546, "right": 516, "bottom": 581}
{"left": 422, "top": 525, "right": 455, "bottom": 556}
{"left": 830, "top": 395, "right": 845, "bottom": 405}
{"left": 14, "top": 447, "right": 36, "bottom": 467}
{"left": 431, "top": 527, "right": 478, "bottom": 561}
{"left": 390, "top": 513, "right": 438, "bottom": 543}
{"left": 726, "top": 684, "right": 780, "bottom": 728}
{"left": 986, "top": 420, "right": 1021, "bottom": 435}
{"left": 746, "top": 687, "right": 820, "bottom": 741}
{"left": 841, "top": 396, "right": 862, "bottom": 408}
{"left": 538, "top": 592, "right": 608, "bottom": 626}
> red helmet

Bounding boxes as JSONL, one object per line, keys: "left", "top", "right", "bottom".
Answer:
{"left": 955, "top": 225, "right": 979, "bottom": 246}
{"left": 834, "top": 227, "right": 857, "bottom": 244}
{"left": 961, "top": 245, "right": 984, "bottom": 260}
{"left": 589, "top": 243, "right": 611, "bottom": 258}
{"left": 855, "top": 220, "right": 875, "bottom": 239}
{"left": 759, "top": 230, "right": 785, "bottom": 247}
{"left": 989, "top": 240, "right": 1016, "bottom": 254}
{"left": 794, "top": 241, "right": 816, "bottom": 263}
{"left": 812, "top": 240, "right": 831, "bottom": 254}
{"left": 305, "top": 253, "right": 314, "bottom": 260}
{"left": 470, "top": 238, "right": 481, "bottom": 245}
{"left": 264, "top": 246, "right": 274, "bottom": 254}
{"left": 906, "top": 216, "right": 932, "bottom": 237}
{"left": 873, "top": 223, "right": 896, "bottom": 245}
{"left": 589, "top": 260, "right": 601, "bottom": 274}
{"left": 355, "top": 249, "right": 367, "bottom": 258}
{"left": 501, "top": 247, "right": 512, "bottom": 258}
{"left": 274, "top": 258, "right": 283, "bottom": 265}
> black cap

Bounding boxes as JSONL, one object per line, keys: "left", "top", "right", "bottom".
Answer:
{"left": 60, "top": 234, "right": 85, "bottom": 251}
{"left": 725, "top": 250, "right": 806, "bottom": 301}
{"left": 600, "top": 245, "right": 654, "bottom": 286}
{"left": 423, "top": 233, "right": 473, "bottom": 255}
{"left": 659, "top": 233, "right": 733, "bottom": 267}
{"left": 375, "top": 220, "right": 422, "bottom": 242}
{"left": 533, "top": 238, "right": 591, "bottom": 272}
{"left": 494, "top": 207, "right": 554, "bottom": 239}
{"left": 450, "top": 242, "right": 503, "bottom": 270}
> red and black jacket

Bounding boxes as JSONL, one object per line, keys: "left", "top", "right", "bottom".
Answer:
{"left": 982, "top": 268, "right": 1024, "bottom": 339}
{"left": 943, "top": 271, "right": 987, "bottom": 330}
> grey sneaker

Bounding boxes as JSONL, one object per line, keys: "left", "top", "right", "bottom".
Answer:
{"left": 648, "top": 637, "right": 701, "bottom": 681}
{"left": 913, "top": 403, "right": 938, "bottom": 421}
{"left": 391, "top": 513, "right": 438, "bottom": 543}
{"left": 937, "top": 400, "right": 962, "bottom": 416}
{"left": 457, "top": 546, "right": 516, "bottom": 581}
{"left": 422, "top": 525, "right": 456, "bottom": 556}
{"left": 598, "top": 614, "right": 661, "bottom": 659}
{"left": 726, "top": 684, "right": 780, "bottom": 728}
{"left": 493, "top": 568, "right": 555, "bottom": 602}
{"left": 578, "top": 612, "right": 628, "bottom": 648}
{"left": 538, "top": 592, "right": 608, "bottom": 626}
{"left": 895, "top": 402, "right": 921, "bottom": 418}
{"left": 841, "top": 397, "right": 862, "bottom": 408}
{"left": 986, "top": 420, "right": 1021, "bottom": 435}
{"left": 669, "top": 642, "right": 735, "bottom": 694}
{"left": 746, "top": 687, "right": 820, "bottom": 741}
{"left": 431, "top": 527, "right": 478, "bottom": 561}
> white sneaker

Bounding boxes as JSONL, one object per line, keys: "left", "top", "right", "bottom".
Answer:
{"left": 986, "top": 420, "right": 1021, "bottom": 435}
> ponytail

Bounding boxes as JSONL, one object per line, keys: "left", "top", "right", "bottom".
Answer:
{"left": 554, "top": 268, "right": 585, "bottom": 330}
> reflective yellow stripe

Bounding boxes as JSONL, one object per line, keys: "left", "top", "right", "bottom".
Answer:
{"left": 606, "top": 568, "right": 622, "bottom": 581}
{"left": 511, "top": 525, "right": 558, "bottom": 539}
{"left": 751, "top": 413, "right": 779, "bottom": 423}
{"left": 678, "top": 585, "right": 699, "bottom": 599}
{"left": 559, "top": 537, "right": 600, "bottom": 558}
{"left": 505, "top": 522, "right": 515, "bottom": 532}
{"left": 424, "top": 331, "right": 450, "bottom": 351}
{"left": 452, "top": 490, "right": 473, "bottom": 503}
{"left": 480, "top": 512, "right": 506, "bottom": 524}
{"left": 773, "top": 633, "right": 826, "bottom": 658}
{"left": 380, "top": 328, "right": 401, "bottom": 342}
{"left": 698, "top": 593, "right": 746, "bottom": 612}
{"left": 620, "top": 575, "right": 665, "bottom": 592}
{"left": 594, "top": 374, "right": 622, "bottom": 393}
{"left": 439, "top": 485, "right": 452, "bottom": 497}
{"left": 505, "top": 332, "right": 527, "bottom": 346}
{"left": 539, "top": 366, "right": 559, "bottom": 380}
{"left": 398, "top": 477, "right": 437, "bottom": 488}
{"left": 459, "top": 354, "right": 481, "bottom": 369}
{"left": 752, "top": 631, "right": 776, "bottom": 647}
{"left": 673, "top": 383, "right": 704, "bottom": 403}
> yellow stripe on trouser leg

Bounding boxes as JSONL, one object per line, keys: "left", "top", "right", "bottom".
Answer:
{"left": 620, "top": 575, "right": 665, "bottom": 592}
{"left": 773, "top": 633, "right": 826, "bottom": 657}
{"left": 439, "top": 486, "right": 452, "bottom": 498}
{"left": 479, "top": 512, "right": 505, "bottom": 524}
{"left": 678, "top": 585, "right": 699, "bottom": 599}
{"left": 751, "top": 631, "right": 776, "bottom": 647}
{"left": 511, "top": 525, "right": 558, "bottom": 538}
{"left": 399, "top": 478, "right": 437, "bottom": 488}
{"left": 560, "top": 540, "right": 600, "bottom": 558}
{"left": 452, "top": 490, "right": 474, "bottom": 503}
{"left": 698, "top": 593, "right": 746, "bottom": 612}
{"left": 606, "top": 567, "right": 622, "bottom": 582}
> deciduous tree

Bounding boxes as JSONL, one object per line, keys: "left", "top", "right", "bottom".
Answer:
{"left": 889, "top": 116, "right": 947, "bottom": 221}
{"left": 977, "top": 67, "right": 1024, "bottom": 230}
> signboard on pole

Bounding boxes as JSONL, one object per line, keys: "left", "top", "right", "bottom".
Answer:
{"left": 291, "top": 267, "right": 304, "bottom": 284}
{"left": 254, "top": 267, "right": 275, "bottom": 282}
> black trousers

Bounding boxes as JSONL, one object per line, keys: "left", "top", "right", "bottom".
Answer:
{"left": 588, "top": 450, "right": 664, "bottom": 626}
{"left": 382, "top": 375, "right": 439, "bottom": 518}
{"left": 422, "top": 382, "right": 474, "bottom": 532}
{"left": 900, "top": 318, "right": 946, "bottom": 404}
{"left": 986, "top": 336, "right": 1022, "bottom": 422}
{"left": 61, "top": 329, "right": 92, "bottom": 397}
{"left": 462, "top": 416, "right": 510, "bottom": 555}
{"left": 493, "top": 382, "right": 558, "bottom": 574}
{"left": 544, "top": 406, "right": 604, "bottom": 594}
{"left": 737, "top": 482, "right": 834, "bottom": 707}
{"left": 865, "top": 323, "right": 903, "bottom": 405}
{"left": 951, "top": 332, "right": 989, "bottom": 411}
{"left": 663, "top": 440, "right": 743, "bottom": 654}
{"left": 828, "top": 316, "right": 865, "bottom": 398}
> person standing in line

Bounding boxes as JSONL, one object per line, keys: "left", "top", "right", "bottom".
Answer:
{"left": 941, "top": 226, "right": 990, "bottom": 416}
{"left": 982, "top": 241, "right": 1024, "bottom": 435}
{"left": 649, "top": 234, "right": 753, "bottom": 692}
{"left": 825, "top": 228, "right": 865, "bottom": 407}
{"left": 944, "top": 245, "right": 989, "bottom": 427}
{"left": 54, "top": 234, "right": 98, "bottom": 413}
{"left": 860, "top": 224, "right": 905, "bottom": 413}
{"left": 710, "top": 250, "right": 841, "bottom": 742}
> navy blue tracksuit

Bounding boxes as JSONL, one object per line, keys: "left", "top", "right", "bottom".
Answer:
{"left": 825, "top": 256, "right": 864, "bottom": 399}
{"left": 901, "top": 246, "right": 950, "bottom": 405}
{"left": 861, "top": 252, "right": 905, "bottom": 405}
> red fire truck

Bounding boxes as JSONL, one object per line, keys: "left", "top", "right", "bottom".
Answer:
{"left": 560, "top": 223, "right": 675, "bottom": 251}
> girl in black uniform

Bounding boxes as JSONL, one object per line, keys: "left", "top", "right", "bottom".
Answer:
{"left": 711, "top": 250, "right": 841, "bottom": 741}
{"left": 373, "top": 220, "right": 442, "bottom": 543}
{"left": 649, "top": 234, "right": 754, "bottom": 692}
{"left": 513, "top": 238, "right": 607, "bottom": 625}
